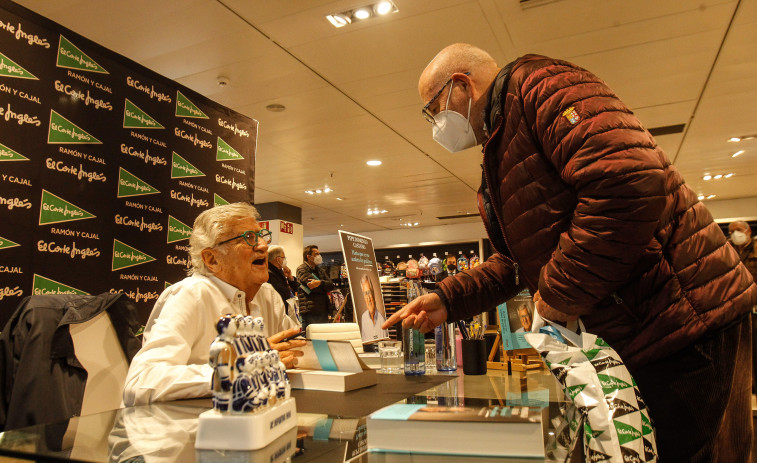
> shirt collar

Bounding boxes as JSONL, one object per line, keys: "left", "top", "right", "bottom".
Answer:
{"left": 207, "top": 274, "right": 247, "bottom": 312}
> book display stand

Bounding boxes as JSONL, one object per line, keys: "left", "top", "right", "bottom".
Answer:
{"left": 486, "top": 331, "right": 543, "bottom": 373}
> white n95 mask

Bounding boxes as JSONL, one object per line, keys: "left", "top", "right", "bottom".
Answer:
{"left": 431, "top": 81, "right": 477, "bottom": 153}
{"left": 731, "top": 231, "right": 748, "bottom": 246}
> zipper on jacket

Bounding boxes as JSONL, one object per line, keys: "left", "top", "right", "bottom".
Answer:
{"left": 611, "top": 292, "right": 623, "bottom": 304}
{"left": 514, "top": 262, "right": 519, "bottom": 286}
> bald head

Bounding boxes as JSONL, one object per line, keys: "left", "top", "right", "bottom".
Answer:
{"left": 419, "top": 43, "right": 499, "bottom": 101}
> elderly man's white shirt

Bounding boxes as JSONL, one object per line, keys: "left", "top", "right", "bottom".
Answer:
{"left": 122, "top": 274, "right": 297, "bottom": 406}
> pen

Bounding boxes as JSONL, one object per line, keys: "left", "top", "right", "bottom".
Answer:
{"left": 456, "top": 320, "right": 469, "bottom": 340}
{"left": 280, "top": 331, "right": 305, "bottom": 343}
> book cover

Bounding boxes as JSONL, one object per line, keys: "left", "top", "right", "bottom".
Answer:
{"left": 498, "top": 289, "right": 535, "bottom": 351}
{"left": 286, "top": 340, "right": 377, "bottom": 392}
{"left": 367, "top": 403, "right": 546, "bottom": 457}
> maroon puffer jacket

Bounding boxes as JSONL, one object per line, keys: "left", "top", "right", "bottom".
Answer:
{"left": 437, "top": 55, "right": 756, "bottom": 370}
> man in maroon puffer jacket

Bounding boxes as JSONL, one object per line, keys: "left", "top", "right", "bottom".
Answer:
{"left": 386, "top": 43, "right": 756, "bottom": 461}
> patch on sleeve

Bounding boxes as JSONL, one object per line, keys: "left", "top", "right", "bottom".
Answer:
{"left": 562, "top": 106, "right": 581, "bottom": 125}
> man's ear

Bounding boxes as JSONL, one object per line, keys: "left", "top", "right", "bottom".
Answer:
{"left": 202, "top": 248, "right": 222, "bottom": 273}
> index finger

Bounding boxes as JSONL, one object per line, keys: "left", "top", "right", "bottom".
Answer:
{"left": 268, "top": 327, "right": 302, "bottom": 344}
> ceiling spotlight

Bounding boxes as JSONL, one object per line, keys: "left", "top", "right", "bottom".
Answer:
{"left": 366, "top": 160, "right": 382, "bottom": 166}
{"left": 697, "top": 195, "right": 705, "bottom": 200}
{"left": 305, "top": 190, "right": 314, "bottom": 195}
{"left": 353, "top": 7, "right": 371, "bottom": 19}
{"left": 217, "top": 76, "right": 230, "bottom": 87}
{"left": 374, "top": 0, "right": 394, "bottom": 15}
{"left": 707, "top": 195, "right": 716, "bottom": 199}
{"left": 728, "top": 137, "right": 741, "bottom": 142}
{"left": 732, "top": 150, "right": 745, "bottom": 157}
{"left": 336, "top": 197, "right": 344, "bottom": 201}
{"left": 381, "top": 210, "right": 387, "bottom": 214}
{"left": 315, "top": 189, "right": 322, "bottom": 194}
{"left": 326, "top": 14, "right": 351, "bottom": 27}
{"left": 725, "top": 173, "right": 734, "bottom": 178}
{"left": 713, "top": 174, "right": 722, "bottom": 180}
{"left": 703, "top": 174, "right": 712, "bottom": 181}
{"left": 414, "top": 222, "right": 419, "bottom": 226}
{"left": 324, "top": 187, "right": 331, "bottom": 193}
{"left": 367, "top": 210, "right": 373, "bottom": 215}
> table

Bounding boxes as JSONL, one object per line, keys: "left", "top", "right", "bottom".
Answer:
{"left": 0, "top": 369, "right": 565, "bottom": 462}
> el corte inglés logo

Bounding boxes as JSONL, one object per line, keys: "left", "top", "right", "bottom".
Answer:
{"left": 112, "top": 239, "right": 156, "bottom": 271}
{"left": 167, "top": 215, "right": 192, "bottom": 243}
{"left": 39, "top": 190, "right": 95, "bottom": 225}
{"left": 48, "top": 110, "right": 102, "bottom": 144}
{"left": 56, "top": 35, "right": 108, "bottom": 74}
{"left": 613, "top": 419, "right": 642, "bottom": 445}
{"left": 171, "top": 152, "right": 204, "bottom": 178}
{"left": 117, "top": 167, "right": 160, "bottom": 198}
{"left": 597, "top": 374, "right": 633, "bottom": 395}
{"left": 214, "top": 193, "right": 230, "bottom": 207}
{"left": 216, "top": 137, "right": 243, "bottom": 161}
{"left": 0, "top": 142, "right": 29, "bottom": 161}
{"left": 176, "top": 90, "right": 207, "bottom": 119}
{"left": 0, "top": 51, "right": 37, "bottom": 79}
{"left": 33, "top": 274, "right": 88, "bottom": 296}
{"left": 123, "top": 99, "right": 164, "bottom": 129}
{"left": 0, "top": 235, "right": 20, "bottom": 250}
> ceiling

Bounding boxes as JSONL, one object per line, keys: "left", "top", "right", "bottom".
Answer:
{"left": 14, "top": 0, "right": 757, "bottom": 238}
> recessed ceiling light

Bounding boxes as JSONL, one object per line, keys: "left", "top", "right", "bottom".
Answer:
{"left": 326, "top": 13, "right": 351, "bottom": 27}
{"left": 315, "top": 189, "right": 322, "bottom": 194}
{"left": 728, "top": 137, "right": 741, "bottom": 142}
{"left": 366, "top": 160, "right": 382, "bottom": 166}
{"left": 324, "top": 187, "right": 331, "bottom": 193}
{"left": 697, "top": 195, "right": 705, "bottom": 200}
{"left": 374, "top": 0, "right": 394, "bottom": 15}
{"left": 305, "top": 190, "right": 314, "bottom": 195}
{"left": 732, "top": 150, "right": 745, "bottom": 157}
{"left": 713, "top": 174, "right": 722, "bottom": 180}
{"left": 703, "top": 175, "right": 712, "bottom": 181}
{"left": 725, "top": 173, "right": 734, "bottom": 178}
{"left": 354, "top": 8, "right": 371, "bottom": 19}
{"left": 707, "top": 195, "right": 716, "bottom": 199}
{"left": 336, "top": 197, "right": 344, "bottom": 201}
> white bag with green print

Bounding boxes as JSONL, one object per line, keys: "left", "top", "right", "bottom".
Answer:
{"left": 525, "top": 315, "right": 657, "bottom": 463}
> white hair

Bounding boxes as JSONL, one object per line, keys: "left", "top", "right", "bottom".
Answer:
{"left": 267, "top": 245, "right": 284, "bottom": 261}
{"left": 188, "top": 202, "right": 260, "bottom": 276}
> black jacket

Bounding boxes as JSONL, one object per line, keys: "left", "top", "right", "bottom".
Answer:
{"left": 296, "top": 263, "right": 335, "bottom": 319}
{"left": 268, "top": 262, "right": 299, "bottom": 308}
{"left": 0, "top": 292, "right": 141, "bottom": 430}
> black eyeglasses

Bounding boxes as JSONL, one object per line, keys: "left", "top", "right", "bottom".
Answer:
{"left": 421, "top": 71, "right": 470, "bottom": 123}
{"left": 216, "top": 229, "right": 273, "bottom": 248}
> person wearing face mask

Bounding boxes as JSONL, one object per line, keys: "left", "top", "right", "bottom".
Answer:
{"left": 267, "top": 245, "right": 300, "bottom": 320}
{"left": 386, "top": 44, "right": 757, "bottom": 461}
{"left": 728, "top": 221, "right": 757, "bottom": 282}
{"left": 296, "top": 245, "right": 335, "bottom": 331}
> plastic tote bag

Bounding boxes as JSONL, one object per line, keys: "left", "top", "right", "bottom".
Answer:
{"left": 524, "top": 312, "right": 657, "bottom": 463}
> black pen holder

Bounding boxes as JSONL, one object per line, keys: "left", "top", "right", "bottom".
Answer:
{"left": 461, "top": 339, "right": 487, "bottom": 375}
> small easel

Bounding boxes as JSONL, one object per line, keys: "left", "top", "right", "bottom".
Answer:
{"left": 486, "top": 332, "right": 542, "bottom": 373}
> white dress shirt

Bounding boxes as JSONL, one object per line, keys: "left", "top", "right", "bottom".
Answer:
{"left": 122, "top": 274, "right": 297, "bottom": 406}
{"left": 360, "top": 308, "right": 388, "bottom": 341}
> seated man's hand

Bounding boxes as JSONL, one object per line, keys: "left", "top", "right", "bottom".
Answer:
{"left": 267, "top": 327, "right": 306, "bottom": 368}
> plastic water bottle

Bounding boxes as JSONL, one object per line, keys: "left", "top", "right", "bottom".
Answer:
{"left": 435, "top": 322, "right": 457, "bottom": 371}
{"left": 403, "top": 327, "right": 425, "bottom": 375}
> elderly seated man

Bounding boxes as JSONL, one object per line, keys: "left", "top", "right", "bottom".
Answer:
{"left": 123, "top": 203, "right": 305, "bottom": 406}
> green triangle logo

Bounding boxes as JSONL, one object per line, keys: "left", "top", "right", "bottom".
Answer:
{"left": 558, "top": 357, "right": 571, "bottom": 366}
{"left": 641, "top": 411, "right": 653, "bottom": 436}
{"left": 0, "top": 142, "right": 29, "bottom": 161}
{"left": 171, "top": 152, "right": 204, "bottom": 178}
{"left": 214, "top": 193, "right": 230, "bottom": 207}
{"left": 167, "top": 215, "right": 192, "bottom": 243}
{"left": 216, "top": 137, "right": 243, "bottom": 161}
{"left": 33, "top": 274, "right": 88, "bottom": 296}
{"left": 0, "top": 235, "right": 20, "bottom": 250}
{"left": 582, "top": 348, "right": 601, "bottom": 360}
{"left": 565, "top": 384, "right": 587, "bottom": 400}
{"left": 613, "top": 420, "right": 642, "bottom": 445}
{"left": 596, "top": 338, "right": 610, "bottom": 347}
{"left": 0, "top": 51, "right": 38, "bottom": 79}
{"left": 583, "top": 421, "right": 604, "bottom": 441}
{"left": 56, "top": 35, "right": 108, "bottom": 74}
{"left": 124, "top": 99, "right": 164, "bottom": 129}
{"left": 48, "top": 110, "right": 102, "bottom": 144}
{"left": 117, "top": 167, "right": 160, "bottom": 198}
{"left": 597, "top": 374, "right": 633, "bottom": 395}
{"left": 176, "top": 90, "right": 208, "bottom": 119}
{"left": 112, "top": 239, "right": 156, "bottom": 271}
{"left": 164, "top": 281, "right": 173, "bottom": 289}
{"left": 39, "top": 190, "right": 95, "bottom": 225}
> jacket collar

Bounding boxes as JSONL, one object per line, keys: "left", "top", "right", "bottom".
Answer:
{"left": 483, "top": 61, "right": 515, "bottom": 139}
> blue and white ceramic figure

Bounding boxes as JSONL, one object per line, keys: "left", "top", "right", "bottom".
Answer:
{"left": 209, "top": 315, "right": 238, "bottom": 411}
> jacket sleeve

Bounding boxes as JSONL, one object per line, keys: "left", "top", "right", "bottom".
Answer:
{"left": 436, "top": 253, "right": 522, "bottom": 320}
{"left": 518, "top": 57, "right": 667, "bottom": 313}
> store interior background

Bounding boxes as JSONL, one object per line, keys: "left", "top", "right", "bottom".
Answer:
{"left": 15, "top": 0, "right": 757, "bottom": 268}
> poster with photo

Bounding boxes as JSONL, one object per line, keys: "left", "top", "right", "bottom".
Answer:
{"left": 338, "top": 230, "right": 389, "bottom": 343}
{"left": 497, "top": 289, "right": 535, "bottom": 351}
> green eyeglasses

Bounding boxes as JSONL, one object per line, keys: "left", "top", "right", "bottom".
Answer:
{"left": 216, "top": 229, "right": 272, "bottom": 248}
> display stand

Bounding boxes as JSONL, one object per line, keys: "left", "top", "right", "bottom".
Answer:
{"left": 195, "top": 397, "right": 297, "bottom": 450}
{"left": 486, "top": 332, "right": 542, "bottom": 372}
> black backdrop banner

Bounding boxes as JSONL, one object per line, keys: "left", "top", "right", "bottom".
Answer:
{"left": 0, "top": 0, "right": 257, "bottom": 325}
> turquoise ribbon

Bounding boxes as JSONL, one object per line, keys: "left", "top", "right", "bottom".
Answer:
{"left": 312, "top": 339, "right": 338, "bottom": 371}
